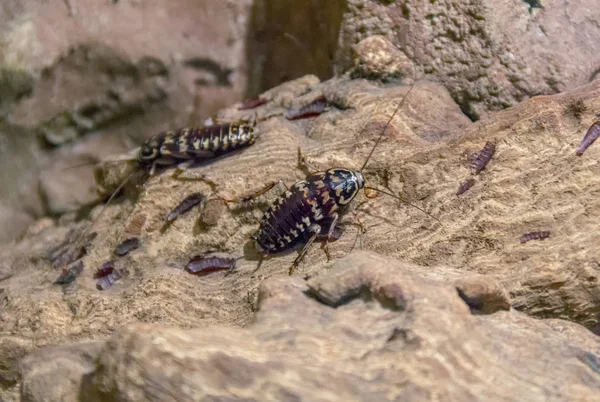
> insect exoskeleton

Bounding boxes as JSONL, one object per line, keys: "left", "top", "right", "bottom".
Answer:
{"left": 137, "top": 122, "right": 260, "bottom": 175}
{"left": 254, "top": 168, "right": 365, "bottom": 257}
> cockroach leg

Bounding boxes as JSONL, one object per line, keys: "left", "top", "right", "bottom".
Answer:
{"left": 289, "top": 224, "right": 321, "bottom": 275}
{"left": 321, "top": 214, "right": 339, "bottom": 262}
{"left": 219, "top": 180, "right": 288, "bottom": 204}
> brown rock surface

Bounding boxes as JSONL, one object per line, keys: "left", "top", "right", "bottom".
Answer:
{"left": 2, "top": 36, "right": 600, "bottom": 400}
{"left": 12, "top": 252, "right": 600, "bottom": 401}
{"left": 338, "top": 0, "right": 600, "bottom": 120}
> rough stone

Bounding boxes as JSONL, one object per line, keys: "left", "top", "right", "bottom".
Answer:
{"left": 338, "top": 1, "right": 600, "bottom": 120}
{"left": 28, "top": 252, "right": 600, "bottom": 401}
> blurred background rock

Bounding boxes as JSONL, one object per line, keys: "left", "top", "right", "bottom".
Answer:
{"left": 1, "top": 0, "right": 599, "bottom": 244}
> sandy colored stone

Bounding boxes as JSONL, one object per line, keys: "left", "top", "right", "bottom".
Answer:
{"left": 13, "top": 252, "right": 594, "bottom": 401}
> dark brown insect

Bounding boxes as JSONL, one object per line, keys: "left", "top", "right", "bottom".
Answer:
{"left": 520, "top": 231, "right": 550, "bottom": 244}
{"left": 224, "top": 67, "right": 438, "bottom": 275}
{"left": 471, "top": 142, "right": 496, "bottom": 174}
{"left": 456, "top": 179, "right": 476, "bottom": 196}
{"left": 238, "top": 97, "right": 268, "bottom": 110}
{"left": 96, "top": 268, "right": 127, "bottom": 290}
{"left": 185, "top": 255, "right": 236, "bottom": 275}
{"left": 285, "top": 95, "right": 330, "bottom": 120}
{"left": 576, "top": 121, "right": 600, "bottom": 156}
{"left": 167, "top": 193, "right": 205, "bottom": 223}
{"left": 114, "top": 237, "right": 140, "bottom": 256}
{"left": 53, "top": 260, "right": 84, "bottom": 285}
{"left": 94, "top": 261, "right": 115, "bottom": 279}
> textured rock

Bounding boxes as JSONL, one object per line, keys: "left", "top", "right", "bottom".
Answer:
{"left": 338, "top": 0, "right": 600, "bottom": 120}
{"left": 20, "top": 343, "right": 102, "bottom": 402}
{"left": 3, "top": 41, "right": 600, "bottom": 399}
{"left": 18, "top": 252, "right": 596, "bottom": 401}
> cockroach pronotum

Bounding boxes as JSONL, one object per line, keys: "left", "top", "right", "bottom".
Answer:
{"left": 222, "top": 66, "right": 440, "bottom": 274}
{"left": 285, "top": 95, "right": 330, "bottom": 120}
{"left": 185, "top": 255, "right": 236, "bottom": 275}
{"left": 114, "top": 237, "right": 140, "bottom": 256}
{"left": 456, "top": 178, "right": 476, "bottom": 196}
{"left": 471, "top": 141, "right": 496, "bottom": 174}
{"left": 520, "top": 231, "right": 550, "bottom": 244}
{"left": 576, "top": 121, "right": 600, "bottom": 156}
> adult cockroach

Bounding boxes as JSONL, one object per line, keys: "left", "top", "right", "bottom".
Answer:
{"left": 222, "top": 68, "right": 440, "bottom": 274}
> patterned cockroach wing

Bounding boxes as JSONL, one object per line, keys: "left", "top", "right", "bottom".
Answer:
{"left": 471, "top": 142, "right": 496, "bottom": 174}
{"left": 576, "top": 121, "right": 600, "bottom": 156}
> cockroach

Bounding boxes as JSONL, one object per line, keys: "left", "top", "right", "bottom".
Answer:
{"left": 94, "top": 261, "right": 115, "bottom": 279}
{"left": 456, "top": 178, "right": 476, "bottom": 196}
{"left": 96, "top": 267, "right": 127, "bottom": 290}
{"left": 238, "top": 97, "right": 268, "bottom": 110}
{"left": 520, "top": 231, "right": 550, "bottom": 244}
{"left": 471, "top": 142, "right": 496, "bottom": 174}
{"left": 223, "top": 67, "right": 439, "bottom": 274}
{"left": 78, "top": 120, "right": 260, "bottom": 248}
{"left": 114, "top": 237, "right": 140, "bottom": 256}
{"left": 576, "top": 121, "right": 600, "bottom": 156}
{"left": 285, "top": 95, "right": 330, "bottom": 120}
{"left": 53, "top": 260, "right": 84, "bottom": 285}
{"left": 185, "top": 255, "right": 236, "bottom": 275}
{"left": 166, "top": 192, "right": 205, "bottom": 223}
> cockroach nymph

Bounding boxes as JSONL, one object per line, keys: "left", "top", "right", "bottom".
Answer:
{"left": 520, "top": 231, "right": 550, "bottom": 244}
{"left": 223, "top": 67, "right": 439, "bottom": 274}
{"left": 456, "top": 178, "right": 476, "bottom": 196}
{"left": 114, "top": 237, "right": 140, "bottom": 256}
{"left": 185, "top": 255, "right": 236, "bottom": 275}
{"left": 238, "top": 97, "right": 268, "bottom": 110}
{"left": 471, "top": 141, "right": 496, "bottom": 174}
{"left": 285, "top": 95, "right": 330, "bottom": 120}
{"left": 94, "top": 261, "right": 115, "bottom": 279}
{"left": 96, "top": 267, "right": 127, "bottom": 290}
{"left": 53, "top": 260, "right": 84, "bottom": 285}
{"left": 166, "top": 192, "right": 205, "bottom": 223}
{"left": 576, "top": 121, "right": 600, "bottom": 156}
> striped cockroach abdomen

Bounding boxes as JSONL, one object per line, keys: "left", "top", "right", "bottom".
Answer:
{"left": 456, "top": 178, "right": 476, "bottom": 196}
{"left": 520, "top": 231, "right": 550, "bottom": 244}
{"left": 576, "top": 121, "right": 600, "bottom": 156}
{"left": 137, "top": 122, "right": 259, "bottom": 167}
{"left": 254, "top": 168, "right": 364, "bottom": 254}
{"left": 471, "top": 141, "right": 496, "bottom": 174}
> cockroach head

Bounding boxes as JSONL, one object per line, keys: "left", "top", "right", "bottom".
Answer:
{"left": 138, "top": 142, "right": 159, "bottom": 162}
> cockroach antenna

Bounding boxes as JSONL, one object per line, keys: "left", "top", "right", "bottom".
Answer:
{"left": 360, "top": 64, "right": 418, "bottom": 172}
{"left": 354, "top": 64, "right": 440, "bottom": 223}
